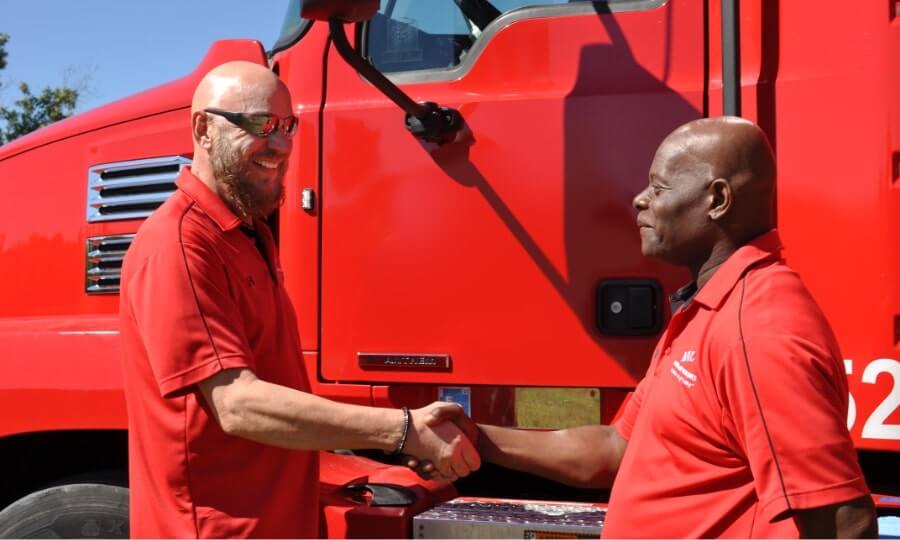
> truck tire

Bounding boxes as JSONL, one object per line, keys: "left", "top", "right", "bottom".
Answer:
{"left": 0, "top": 483, "right": 128, "bottom": 538}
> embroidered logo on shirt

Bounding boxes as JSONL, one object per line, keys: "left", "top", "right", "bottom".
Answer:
{"left": 671, "top": 350, "right": 698, "bottom": 388}
{"left": 247, "top": 276, "right": 256, "bottom": 287}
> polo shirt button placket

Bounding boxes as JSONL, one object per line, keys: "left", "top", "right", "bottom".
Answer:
{"left": 664, "top": 308, "right": 691, "bottom": 350}
{"left": 654, "top": 309, "right": 688, "bottom": 374}
{"left": 653, "top": 335, "right": 673, "bottom": 376}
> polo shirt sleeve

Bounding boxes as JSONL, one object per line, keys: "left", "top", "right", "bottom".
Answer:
{"left": 612, "top": 374, "right": 650, "bottom": 441}
{"left": 124, "top": 241, "right": 253, "bottom": 398}
{"left": 717, "top": 335, "right": 869, "bottom": 523}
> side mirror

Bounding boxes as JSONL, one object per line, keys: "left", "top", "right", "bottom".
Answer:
{"left": 300, "top": 0, "right": 379, "bottom": 22}
{"left": 304, "top": 0, "right": 464, "bottom": 145}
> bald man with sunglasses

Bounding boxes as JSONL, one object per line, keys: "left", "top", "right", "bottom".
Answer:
{"left": 119, "top": 61, "right": 479, "bottom": 538}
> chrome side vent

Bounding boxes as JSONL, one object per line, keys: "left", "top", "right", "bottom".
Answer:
{"left": 87, "top": 156, "right": 190, "bottom": 222}
{"left": 86, "top": 234, "right": 134, "bottom": 294}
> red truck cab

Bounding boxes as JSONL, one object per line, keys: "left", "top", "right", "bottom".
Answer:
{"left": 0, "top": 0, "right": 898, "bottom": 537}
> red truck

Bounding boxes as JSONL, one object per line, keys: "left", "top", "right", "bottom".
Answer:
{"left": 0, "top": 0, "right": 898, "bottom": 537}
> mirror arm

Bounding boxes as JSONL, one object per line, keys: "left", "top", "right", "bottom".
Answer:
{"left": 328, "top": 19, "right": 463, "bottom": 144}
{"left": 453, "top": 0, "right": 501, "bottom": 31}
{"left": 328, "top": 19, "right": 426, "bottom": 118}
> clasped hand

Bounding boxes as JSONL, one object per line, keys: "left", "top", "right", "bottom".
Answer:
{"left": 402, "top": 402, "right": 481, "bottom": 482}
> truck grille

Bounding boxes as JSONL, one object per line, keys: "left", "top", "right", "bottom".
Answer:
{"left": 85, "top": 234, "right": 134, "bottom": 294}
{"left": 87, "top": 156, "right": 190, "bottom": 222}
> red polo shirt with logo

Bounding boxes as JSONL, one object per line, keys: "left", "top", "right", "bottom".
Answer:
{"left": 603, "top": 230, "right": 869, "bottom": 538}
{"left": 120, "top": 168, "right": 318, "bottom": 538}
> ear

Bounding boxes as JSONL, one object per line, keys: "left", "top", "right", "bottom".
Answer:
{"left": 192, "top": 111, "right": 213, "bottom": 150}
{"left": 708, "top": 178, "right": 733, "bottom": 221}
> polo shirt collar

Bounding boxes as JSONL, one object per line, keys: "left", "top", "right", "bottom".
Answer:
{"left": 689, "top": 229, "right": 783, "bottom": 311}
{"left": 670, "top": 281, "right": 699, "bottom": 313}
{"left": 175, "top": 167, "right": 244, "bottom": 232}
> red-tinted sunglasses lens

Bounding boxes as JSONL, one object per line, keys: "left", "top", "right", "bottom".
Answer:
{"left": 255, "top": 114, "right": 297, "bottom": 137}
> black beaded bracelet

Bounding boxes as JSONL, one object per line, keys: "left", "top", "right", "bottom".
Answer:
{"left": 391, "top": 406, "right": 410, "bottom": 455}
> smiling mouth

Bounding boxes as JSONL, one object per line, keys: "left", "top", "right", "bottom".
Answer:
{"left": 253, "top": 158, "right": 280, "bottom": 169}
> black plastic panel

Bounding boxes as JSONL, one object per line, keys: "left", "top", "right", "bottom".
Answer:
{"left": 595, "top": 279, "right": 663, "bottom": 336}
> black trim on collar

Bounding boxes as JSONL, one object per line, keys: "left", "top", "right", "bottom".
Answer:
{"left": 670, "top": 282, "right": 699, "bottom": 314}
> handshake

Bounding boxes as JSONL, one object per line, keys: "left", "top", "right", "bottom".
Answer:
{"left": 398, "top": 402, "right": 482, "bottom": 482}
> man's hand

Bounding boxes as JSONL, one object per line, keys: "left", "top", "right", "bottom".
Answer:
{"left": 402, "top": 402, "right": 481, "bottom": 482}
{"left": 403, "top": 404, "right": 480, "bottom": 481}
{"left": 408, "top": 423, "right": 627, "bottom": 488}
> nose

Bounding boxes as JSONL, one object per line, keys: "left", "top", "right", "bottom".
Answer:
{"left": 633, "top": 187, "right": 649, "bottom": 210}
{"left": 266, "top": 130, "right": 292, "bottom": 155}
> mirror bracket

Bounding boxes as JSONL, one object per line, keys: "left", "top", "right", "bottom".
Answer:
{"left": 328, "top": 20, "right": 463, "bottom": 145}
{"left": 404, "top": 102, "right": 463, "bottom": 145}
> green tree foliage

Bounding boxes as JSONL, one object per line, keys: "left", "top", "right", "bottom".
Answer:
{"left": 0, "top": 33, "right": 8, "bottom": 71}
{"left": 0, "top": 33, "right": 80, "bottom": 145}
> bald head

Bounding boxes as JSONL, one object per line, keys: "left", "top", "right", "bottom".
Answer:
{"left": 189, "top": 61, "right": 294, "bottom": 222}
{"left": 191, "top": 61, "right": 287, "bottom": 118}
{"left": 663, "top": 116, "right": 776, "bottom": 233}
{"left": 634, "top": 116, "right": 777, "bottom": 275}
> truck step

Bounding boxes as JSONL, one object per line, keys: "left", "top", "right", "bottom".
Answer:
{"left": 413, "top": 497, "right": 605, "bottom": 539}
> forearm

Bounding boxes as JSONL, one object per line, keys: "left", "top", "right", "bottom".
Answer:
{"left": 202, "top": 368, "right": 478, "bottom": 480}
{"left": 478, "top": 424, "right": 626, "bottom": 488}
{"left": 795, "top": 496, "right": 877, "bottom": 539}
{"left": 210, "top": 371, "right": 402, "bottom": 452}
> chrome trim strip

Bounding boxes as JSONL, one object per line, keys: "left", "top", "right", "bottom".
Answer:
{"left": 358, "top": 353, "right": 452, "bottom": 371}
{"left": 367, "top": 0, "right": 667, "bottom": 85}
{"left": 59, "top": 330, "right": 120, "bottom": 335}
{"left": 85, "top": 234, "right": 135, "bottom": 295}
{"left": 88, "top": 192, "right": 173, "bottom": 208}
{"left": 86, "top": 252, "right": 128, "bottom": 264}
{"left": 86, "top": 235, "right": 135, "bottom": 248}
{"left": 87, "top": 236, "right": 133, "bottom": 246}
{"left": 87, "top": 283, "right": 123, "bottom": 294}
{"left": 90, "top": 172, "right": 180, "bottom": 191}
{"left": 87, "top": 156, "right": 190, "bottom": 223}
{"left": 93, "top": 156, "right": 189, "bottom": 174}
{"left": 86, "top": 267, "right": 122, "bottom": 277}
{"left": 91, "top": 210, "right": 164, "bottom": 222}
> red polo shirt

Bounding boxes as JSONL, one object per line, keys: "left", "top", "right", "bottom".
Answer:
{"left": 120, "top": 168, "right": 318, "bottom": 538}
{"left": 604, "top": 230, "right": 869, "bottom": 538}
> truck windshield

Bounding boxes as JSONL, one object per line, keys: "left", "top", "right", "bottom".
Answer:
{"left": 272, "top": 0, "right": 312, "bottom": 54}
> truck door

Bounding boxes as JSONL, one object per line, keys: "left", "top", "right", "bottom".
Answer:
{"left": 318, "top": 0, "right": 705, "bottom": 387}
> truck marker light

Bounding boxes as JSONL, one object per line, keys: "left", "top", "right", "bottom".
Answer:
{"left": 301, "top": 188, "right": 315, "bottom": 211}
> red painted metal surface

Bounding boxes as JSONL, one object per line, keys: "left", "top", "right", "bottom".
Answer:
{"left": 318, "top": 2, "right": 703, "bottom": 388}
{"left": 274, "top": 22, "right": 331, "bottom": 354}
{"left": 777, "top": 1, "right": 899, "bottom": 452}
{"left": 874, "top": 493, "right": 900, "bottom": 510}
{"left": 0, "top": 316, "right": 125, "bottom": 436}
{"left": 318, "top": 452, "right": 456, "bottom": 538}
{"left": 729, "top": 0, "right": 900, "bottom": 451}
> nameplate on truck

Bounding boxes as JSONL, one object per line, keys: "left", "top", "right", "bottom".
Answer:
{"left": 358, "top": 353, "right": 451, "bottom": 371}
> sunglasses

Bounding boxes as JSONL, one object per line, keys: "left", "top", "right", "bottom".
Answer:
{"left": 204, "top": 108, "right": 298, "bottom": 138}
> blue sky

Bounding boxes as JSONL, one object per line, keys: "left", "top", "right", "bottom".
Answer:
{"left": 1, "top": 1, "right": 290, "bottom": 114}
